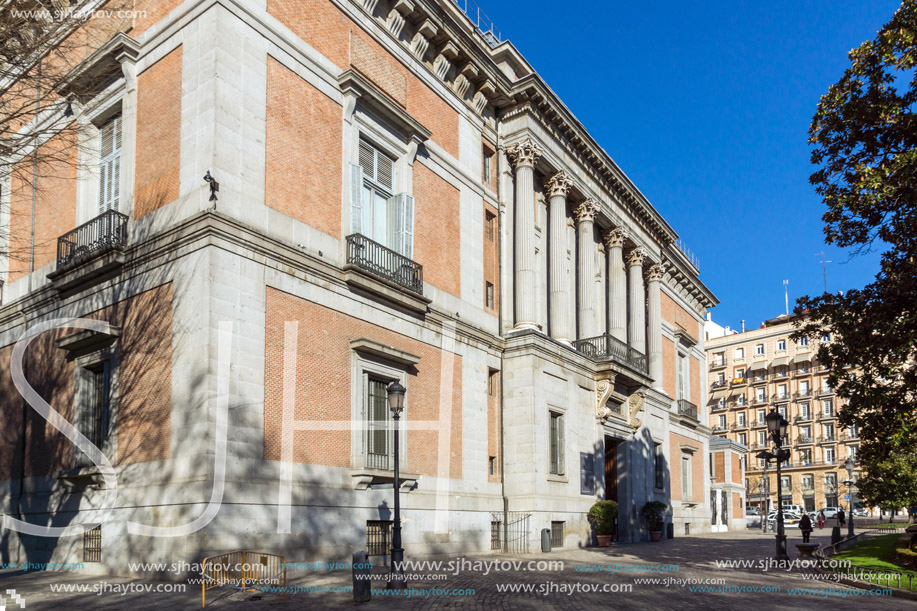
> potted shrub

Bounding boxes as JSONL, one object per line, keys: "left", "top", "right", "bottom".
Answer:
{"left": 587, "top": 500, "right": 618, "bottom": 547}
{"left": 642, "top": 501, "right": 667, "bottom": 541}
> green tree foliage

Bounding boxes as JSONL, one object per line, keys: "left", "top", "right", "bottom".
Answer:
{"left": 794, "top": 0, "right": 917, "bottom": 509}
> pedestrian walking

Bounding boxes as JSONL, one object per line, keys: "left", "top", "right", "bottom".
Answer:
{"left": 817, "top": 511, "right": 825, "bottom": 529}
{"left": 799, "top": 514, "right": 813, "bottom": 543}
{"left": 837, "top": 509, "right": 846, "bottom": 527}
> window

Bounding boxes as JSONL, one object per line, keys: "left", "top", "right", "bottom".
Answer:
{"left": 757, "top": 408, "right": 766, "bottom": 424}
{"left": 735, "top": 347, "right": 745, "bottom": 359}
{"left": 777, "top": 384, "right": 787, "bottom": 399}
{"left": 755, "top": 344, "right": 764, "bottom": 355}
{"left": 756, "top": 388, "right": 766, "bottom": 402}
{"left": 84, "top": 525, "right": 102, "bottom": 563}
{"left": 802, "top": 475, "right": 814, "bottom": 490}
{"left": 799, "top": 336, "right": 809, "bottom": 347}
{"left": 800, "top": 426, "right": 811, "bottom": 439}
{"left": 718, "top": 415, "right": 726, "bottom": 429}
{"left": 550, "top": 521, "right": 564, "bottom": 547}
{"left": 800, "top": 380, "right": 811, "bottom": 393}
{"left": 365, "top": 378, "right": 392, "bottom": 469}
{"left": 717, "top": 372, "right": 726, "bottom": 384}
{"left": 824, "top": 423, "right": 835, "bottom": 439}
{"left": 76, "top": 360, "right": 112, "bottom": 467}
{"left": 484, "top": 210, "right": 496, "bottom": 242}
{"left": 800, "top": 449, "right": 812, "bottom": 464}
{"left": 549, "top": 411, "right": 565, "bottom": 475}
{"left": 737, "top": 394, "right": 746, "bottom": 406}
{"left": 778, "top": 405, "right": 787, "bottom": 419}
{"left": 800, "top": 403, "right": 810, "bottom": 419}
{"left": 735, "top": 368, "right": 745, "bottom": 379}
{"left": 352, "top": 139, "right": 413, "bottom": 256}
{"left": 485, "top": 281, "right": 494, "bottom": 309}
{"left": 488, "top": 369, "right": 499, "bottom": 397}
{"left": 714, "top": 352, "right": 725, "bottom": 366}
{"left": 848, "top": 446, "right": 857, "bottom": 460}
{"left": 821, "top": 332, "right": 831, "bottom": 343}
{"left": 482, "top": 147, "right": 493, "bottom": 184}
{"left": 737, "top": 412, "right": 746, "bottom": 426}
{"left": 654, "top": 443, "right": 664, "bottom": 489}
{"left": 676, "top": 352, "right": 689, "bottom": 400}
{"left": 758, "top": 431, "right": 767, "bottom": 445}
{"left": 717, "top": 397, "right": 726, "bottom": 409}
{"left": 738, "top": 433, "right": 747, "bottom": 445}
{"left": 488, "top": 456, "right": 496, "bottom": 475}
{"left": 777, "top": 339, "right": 786, "bottom": 352}
{"left": 823, "top": 400, "right": 833, "bottom": 416}
{"left": 681, "top": 455, "right": 691, "bottom": 498}
{"left": 98, "top": 115, "right": 122, "bottom": 213}
{"left": 781, "top": 475, "right": 791, "bottom": 491}
{"left": 825, "top": 447, "right": 836, "bottom": 463}
{"left": 825, "top": 473, "right": 837, "bottom": 491}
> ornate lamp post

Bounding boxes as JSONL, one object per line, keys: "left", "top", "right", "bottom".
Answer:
{"left": 766, "top": 409, "right": 790, "bottom": 561}
{"left": 386, "top": 381, "right": 407, "bottom": 590}
{"left": 842, "top": 456, "right": 856, "bottom": 539}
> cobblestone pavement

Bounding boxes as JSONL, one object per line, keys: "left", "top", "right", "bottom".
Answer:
{"left": 1, "top": 529, "right": 914, "bottom": 610}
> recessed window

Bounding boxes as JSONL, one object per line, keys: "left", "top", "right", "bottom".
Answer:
{"left": 488, "top": 456, "right": 496, "bottom": 475}
{"left": 549, "top": 411, "right": 565, "bottom": 475}
{"left": 84, "top": 525, "right": 102, "bottom": 563}
{"left": 777, "top": 340, "right": 786, "bottom": 352}
{"left": 821, "top": 332, "right": 831, "bottom": 343}
{"left": 352, "top": 139, "right": 414, "bottom": 257}
{"left": 735, "top": 347, "right": 745, "bottom": 359}
{"left": 482, "top": 148, "right": 493, "bottom": 184}
{"left": 77, "top": 360, "right": 112, "bottom": 467}
{"left": 550, "top": 521, "right": 564, "bottom": 547}
{"left": 755, "top": 344, "right": 765, "bottom": 355}
{"left": 487, "top": 369, "right": 499, "bottom": 397}
{"left": 485, "top": 281, "right": 494, "bottom": 309}
{"left": 98, "top": 115, "right": 122, "bottom": 213}
{"left": 654, "top": 443, "right": 665, "bottom": 489}
{"left": 681, "top": 455, "right": 691, "bottom": 498}
{"left": 484, "top": 209, "right": 496, "bottom": 242}
{"left": 365, "top": 377, "right": 392, "bottom": 470}
{"left": 799, "top": 336, "right": 809, "bottom": 347}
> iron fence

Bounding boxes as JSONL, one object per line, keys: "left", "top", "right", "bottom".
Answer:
{"left": 491, "top": 511, "right": 531, "bottom": 553}
{"left": 57, "top": 210, "right": 129, "bottom": 270}
{"left": 573, "top": 333, "right": 647, "bottom": 373}
{"left": 366, "top": 520, "right": 393, "bottom": 558}
{"left": 346, "top": 234, "right": 423, "bottom": 295}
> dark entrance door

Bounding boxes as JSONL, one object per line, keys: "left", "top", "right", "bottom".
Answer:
{"left": 604, "top": 436, "right": 618, "bottom": 503}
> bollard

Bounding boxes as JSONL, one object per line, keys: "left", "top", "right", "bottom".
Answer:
{"left": 352, "top": 551, "right": 371, "bottom": 603}
{"left": 830, "top": 526, "right": 842, "bottom": 546}
{"left": 541, "top": 529, "right": 552, "bottom": 552}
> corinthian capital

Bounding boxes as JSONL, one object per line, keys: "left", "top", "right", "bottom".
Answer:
{"left": 506, "top": 138, "right": 543, "bottom": 169}
{"left": 626, "top": 246, "right": 647, "bottom": 267}
{"left": 604, "top": 226, "right": 629, "bottom": 249}
{"left": 544, "top": 171, "right": 574, "bottom": 198}
{"left": 574, "top": 198, "right": 599, "bottom": 223}
{"left": 647, "top": 263, "right": 665, "bottom": 283}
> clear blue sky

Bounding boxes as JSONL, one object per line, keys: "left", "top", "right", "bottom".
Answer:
{"left": 479, "top": 0, "right": 898, "bottom": 330}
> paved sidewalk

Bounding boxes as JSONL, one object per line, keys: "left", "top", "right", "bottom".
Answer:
{"left": 1, "top": 529, "right": 913, "bottom": 610}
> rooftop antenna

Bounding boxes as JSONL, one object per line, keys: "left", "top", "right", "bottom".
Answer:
{"left": 815, "top": 251, "right": 832, "bottom": 293}
{"left": 783, "top": 280, "right": 789, "bottom": 316}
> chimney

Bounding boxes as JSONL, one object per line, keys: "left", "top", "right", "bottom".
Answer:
{"left": 741, "top": 320, "right": 746, "bottom": 333}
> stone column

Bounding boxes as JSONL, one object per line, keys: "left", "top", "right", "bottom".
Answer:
{"left": 575, "top": 198, "right": 600, "bottom": 339}
{"left": 545, "top": 171, "right": 574, "bottom": 343}
{"left": 647, "top": 263, "right": 665, "bottom": 389}
{"left": 507, "top": 139, "right": 543, "bottom": 330}
{"left": 604, "top": 227, "right": 628, "bottom": 343}
{"left": 627, "top": 247, "right": 647, "bottom": 354}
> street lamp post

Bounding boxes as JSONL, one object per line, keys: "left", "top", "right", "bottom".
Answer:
{"left": 386, "top": 381, "right": 407, "bottom": 590}
{"left": 766, "top": 410, "right": 790, "bottom": 561}
{"left": 760, "top": 463, "right": 769, "bottom": 533}
{"left": 843, "top": 456, "right": 856, "bottom": 539}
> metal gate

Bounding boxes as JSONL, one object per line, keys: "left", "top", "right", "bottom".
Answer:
{"left": 491, "top": 512, "right": 531, "bottom": 553}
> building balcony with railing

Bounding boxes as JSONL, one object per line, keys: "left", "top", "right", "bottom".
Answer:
{"left": 819, "top": 411, "right": 836, "bottom": 421}
{"left": 816, "top": 387, "right": 835, "bottom": 398}
{"left": 710, "top": 400, "right": 728, "bottom": 412}
{"left": 817, "top": 435, "right": 836, "bottom": 444}
{"left": 346, "top": 233, "right": 424, "bottom": 295}
{"left": 772, "top": 392, "right": 790, "bottom": 403}
{"left": 712, "top": 424, "right": 727, "bottom": 433}
{"left": 795, "top": 436, "right": 814, "bottom": 446}
{"left": 47, "top": 210, "right": 130, "bottom": 293}
{"left": 794, "top": 389, "right": 813, "bottom": 400}
{"left": 772, "top": 371, "right": 789, "bottom": 380}
{"left": 840, "top": 430, "right": 859, "bottom": 441}
{"left": 677, "top": 399, "right": 698, "bottom": 421}
{"left": 710, "top": 360, "right": 726, "bottom": 370}
{"left": 730, "top": 377, "right": 747, "bottom": 387}
{"left": 573, "top": 333, "right": 647, "bottom": 373}
{"left": 751, "top": 396, "right": 769, "bottom": 406}
{"left": 730, "top": 399, "right": 748, "bottom": 409}
{"left": 711, "top": 379, "right": 728, "bottom": 389}
{"left": 794, "top": 414, "right": 813, "bottom": 424}
{"left": 752, "top": 419, "right": 767, "bottom": 429}
{"left": 730, "top": 422, "right": 748, "bottom": 432}
{"left": 748, "top": 375, "right": 768, "bottom": 385}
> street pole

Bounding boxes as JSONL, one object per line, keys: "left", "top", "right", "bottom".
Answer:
{"left": 761, "top": 465, "right": 768, "bottom": 533}
{"left": 844, "top": 457, "right": 856, "bottom": 539}
{"left": 765, "top": 410, "right": 789, "bottom": 561}
{"left": 775, "top": 455, "right": 787, "bottom": 560}
{"left": 386, "top": 382, "right": 407, "bottom": 591}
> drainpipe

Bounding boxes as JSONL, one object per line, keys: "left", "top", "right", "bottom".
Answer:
{"left": 28, "top": 60, "right": 41, "bottom": 294}
{"left": 496, "top": 132, "right": 508, "bottom": 552}
{"left": 16, "top": 309, "right": 28, "bottom": 563}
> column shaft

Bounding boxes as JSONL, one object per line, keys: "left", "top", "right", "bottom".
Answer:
{"left": 627, "top": 247, "right": 647, "bottom": 355}
{"left": 576, "top": 199, "right": 599, "bottom": 339}
{"left": 605, "top": 228, "right": 628, "bottom": 343}
{"left": 546, "top": 172, "right": 573, "bottom": 343}
{"left": 647, "top": 265, "right": 665, "bottom": 388}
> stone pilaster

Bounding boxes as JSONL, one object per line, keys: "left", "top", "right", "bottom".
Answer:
{"left": 575, "top": 198, "right": 600, "bottom": 339}
{"left": 627, "top": 246, "right": 647, "bottom": 355}
{"left": 545, "top": 171, "right": 574, "bottom": 343}
{"left": 604, "top": 227, "right": 628, "bottom": 343}
{"left": 507, "top": 139, "right": 544, "bottom": 330}
{"left": 647, "top": 263, "right": 665, "bottom": 389}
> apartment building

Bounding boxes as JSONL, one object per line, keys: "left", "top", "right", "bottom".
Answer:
{"left": 0, "top": 0, "right": 716, "bottom": 575}
{"left": 705, "top": 314, "right": 860, "bottom": 513}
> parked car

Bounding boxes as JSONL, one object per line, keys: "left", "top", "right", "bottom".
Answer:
{"left": 745, "top": 507, "right": 761, "bottom": 516}
{"left": 766, "top": 511, "right": 802, "bottom": 529}
{"left": 817, "top": 506, "right": 842, "bottom": 519}
{"left": 853, "top": 508, "right": 868, "bottom": 517}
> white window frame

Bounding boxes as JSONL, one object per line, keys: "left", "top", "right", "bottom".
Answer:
{"left": 799, "top": 336, "right": 809, "bottom": 347}
{"left": 681, "top": 453, "right": 691, "bottom": 499}
{"left": 776, "top": 339, "right": 786, "bottom": 352}
{"left": 755, "top": 344, "right": 765, "bottom": 355}
{"left": 350, "top": 352, "right": 409, "bottom": 472}
{"left": 97, "top": 114, "right": 122, "bottom": 214}
{"left": 735, "top": 347, "right": 745, "bottom": 360}
{"left": 737, "top": 412, "right": 746, "bottom": 426}
{"left": 548, "top": 407, "right": 566, "bottom": 478}
{"left": 825, "top": 447, "right": 836, "bottom": 463}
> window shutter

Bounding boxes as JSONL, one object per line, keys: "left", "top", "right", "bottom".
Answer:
{"left": 98, "top": 116, "right": 122, "bottom": 214}
{"left": 387, "top": 193, "right": 414, "bottom": 258}
{"left": 350, "top": 163, "right": 363, "bottom": 235}
{"left": 358, "top": 141, "right": 374, "bottom": 179}
{"left": 376, "top": 154, "right": 393, "bottom": 190}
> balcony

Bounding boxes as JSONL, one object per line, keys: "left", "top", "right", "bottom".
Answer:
{"left": 819, "top": 411, "right": 836, "bottom": 421}
{"left": 574, "top": 333, "right": 648, "bottom": 373}
{"left": 794, "top": 414, "right": 812, "bottom": 424}
{"left": 730, "top": 422, "right": 748, "bottom": 432}
{"left": 749, "top": 375, "right": 768, "bottom": 385}
{"left": 772, "top": 371, "right": 789, "bottom": 380}
{"left": 752, "top": 397, "right": 768, "bottom": 406}
{"left": 712, "top": 424, "right": 727, "bottom": 433}
{"left": 795, "top": 436, "right": 814, "bottom": 446}
{"left": 817, "top": 435, "right": 837, "bottom": 444}
{"left": 711, "top": 401, "right": 728, "bottom": 412}
{"left": 711, "top": 379, "right": 728, "bottom": 389}
{"left": 752, "top": 419, "right": 767, "bottom": 429}
{"left": 344, "top": 234, "right": 430, "bottom": 313}
{"left": 47, "top": 210, "right": 129, "bottom": 294}
{"left": 710, "top": 360, "right": 726, "bottom": 371}
{"left": 816, "top": 387, "right": 835, "bottom": 398}
{"left": 794, "top": 389, "right": 813, "bottom": 400}
{"left": 730, "top": 399, "right": 748, "bottom": 409}
{"left": 677, "top": 399, "right": 698, "bottom": 421}
{"left": 794, "top": 368, "right": 812, "bottom": 377}
{"left": 840, "top": 430, "right": 859, "bottom": 441}
{"left": 772, "top": 393, "right": 790, "bottom": 403}
{"left": 731, "top": 377, "right": 747, "bottom": 387}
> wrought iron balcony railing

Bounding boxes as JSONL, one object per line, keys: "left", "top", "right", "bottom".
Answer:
{"left": 730, "top": 422, "right": 748, "bottom": 431}
{"left": 772, "top": 393, "right": 790, "bottom": 403}
{"left": 56, "top": 210, "right": 129, "bottom": 270}
{"left": 794, "top": 389, "right": 813, "bottom": 400}
{"left": 817, "top": 435, "right": 836, "bottom": 444}
{"left": 731, "top": 377, "right": 747, "bottom": 386}
{"left": 816, "top": 387, "right": 835, "bottom": 398}
{"left": 710, "top": 361, "right": 726, "bottom": 370}
{"left": 795, "top": 415, "right": 812, "bottom": 423}
{"left": 677, "top": 399, "right": 698, "bottom": 421}
{"left": 711, "top": 379, "right": 728, "bottom": 389}
{"left": 711, "top": 401, "right": 728, "bottom": 411}
{"left": 573, "top": 333, "right": 648, "bottom": 373}
{"left": 752, "top": 397, "right": 768, "bottom": 406}
{"left": 346, "top": 234, "right": 423, "bottom": 295}
{"left": 795, "top": 436, "right": 814, "bottom": 446}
